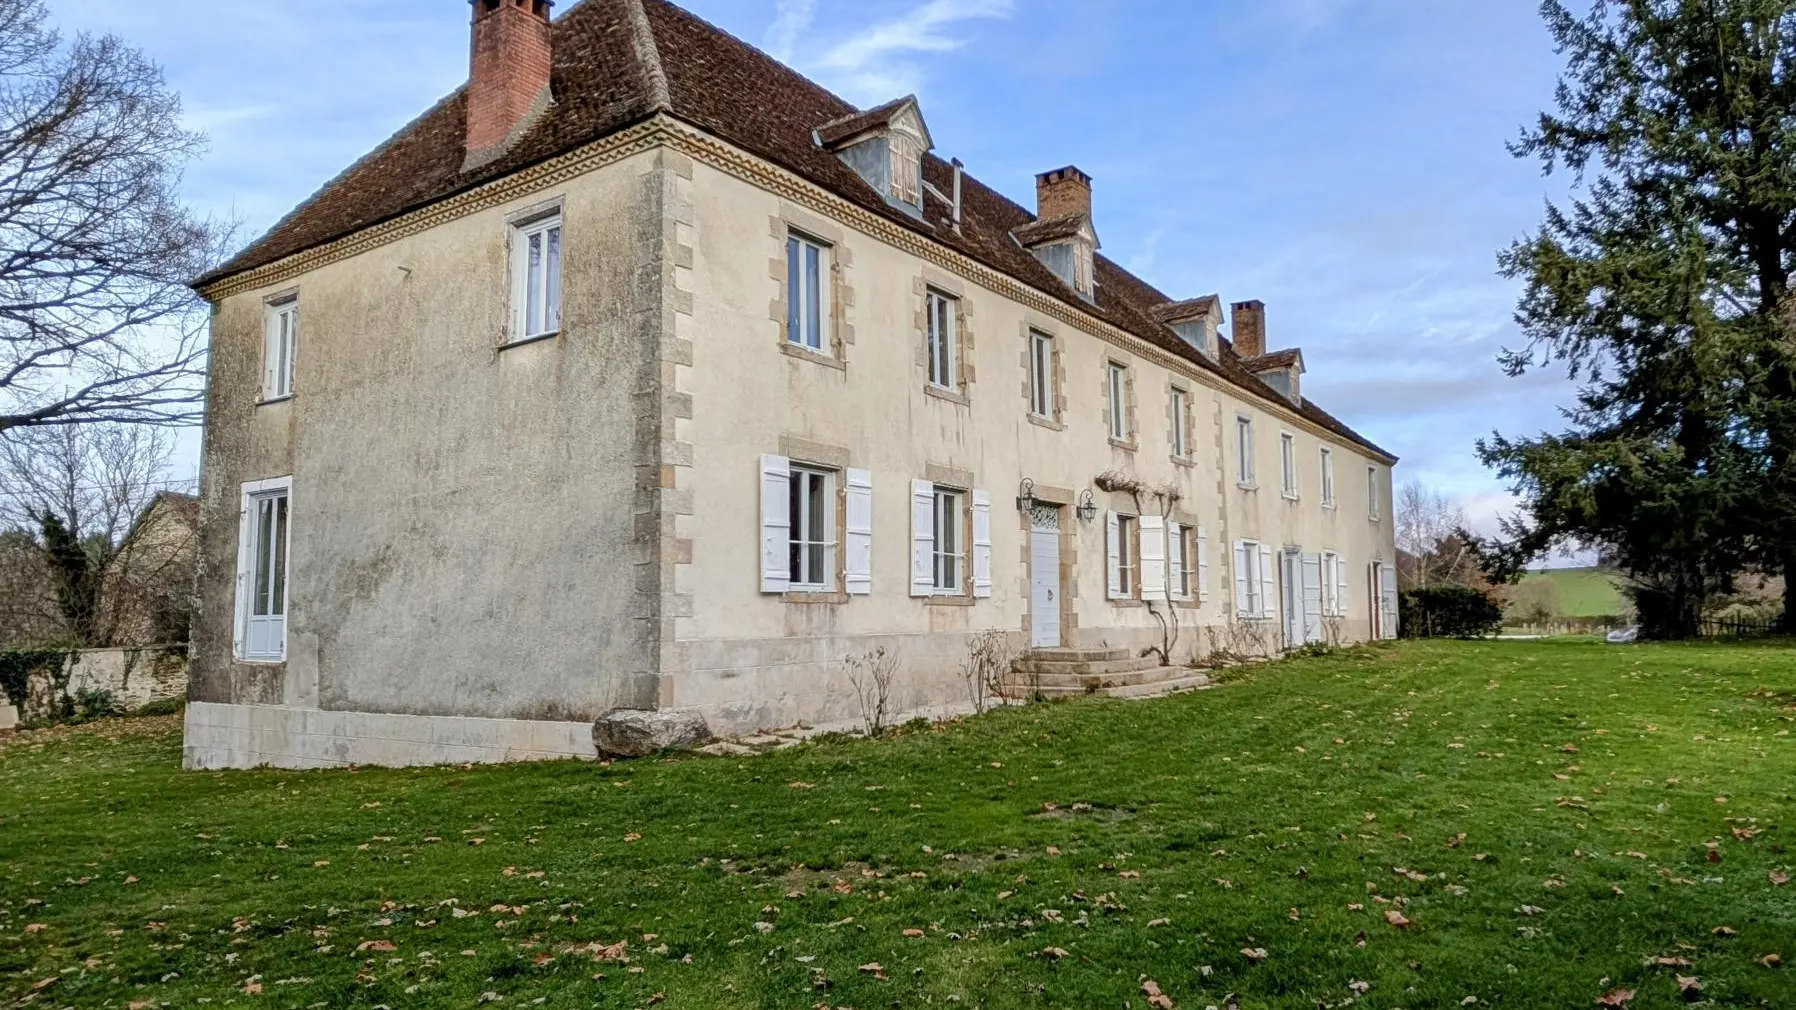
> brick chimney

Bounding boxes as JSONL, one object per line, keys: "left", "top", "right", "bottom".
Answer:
{"left": 1036, "top": 166, "right": 1093, "bottom": 222}
{"left": 1232, "top": 300, "right": 1267, "bottom": 359}
{"left": 465, "top": 0, "right": 554, "bottom": 171}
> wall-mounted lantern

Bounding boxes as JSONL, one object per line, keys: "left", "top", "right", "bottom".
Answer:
{"left": 1016, "top": 478, "right": 1038, "bottom": 514}
{"left": 1076, "top": 490, "right": 1099, "bottom": 524}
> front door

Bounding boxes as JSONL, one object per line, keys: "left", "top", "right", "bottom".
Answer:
{"left": 1029, "top": 508, "right": 1062, "bottom": 649}
{"left": 1281, "top": 548, "right": 1303, "bottom": 648}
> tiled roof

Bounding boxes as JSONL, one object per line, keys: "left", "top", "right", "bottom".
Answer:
{"left": 814, "top": 95, "right": 917, "bottom": 148}
{"left": 1011, "top": 215, "right": 1089, "bottom": 247}
{"left": 1151, "top": 295, "right": 1220, "bottom": 324}
{"left": 1245, "top": 349, "right": 1305, "bottom": 371}
{"left": 195, "top": 0, "right": 1394, "bottom": 463}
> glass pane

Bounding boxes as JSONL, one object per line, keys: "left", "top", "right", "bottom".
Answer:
{"left": 254, "top": 499, "right": 274, "bottom": 616}
{"left": 526, "top": 231, "right": 544, "bottom": 335}
{"left": 788, "top": 474, "right": 803, "bottom": 583}
{"left": 787, "top": 238, "right": 801, "bottom": 345}
{"left": 271, "top": 495, "right": 288, "bottom": 616}
{"left": 805, "top": 244, "right": 823, "bottom": 349}
{"left": 545, "top": 226, "right": 562, "bottom": 332}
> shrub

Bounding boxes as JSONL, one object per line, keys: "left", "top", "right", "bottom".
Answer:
{"left": 1400, "top": 585, "right": 1504, "bottom": 639}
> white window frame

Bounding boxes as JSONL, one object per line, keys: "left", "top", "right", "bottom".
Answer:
{"left": 508, "top": 211, "right": 563, "bottom": 344}
{"left": 1236, "top": 539, "right": 1264, "bottom": 617}
{"left": 262, "top": 298, "right": 297, "bottom": 402}
{"left": 926, "top": 288, "right": 958, "bottom": 391}
{"left": 1169, "top": 523, "right": 1194, "bottom": 600}
{"left": 1236, "top": 415, "right": 1257, "bottom": 488}
{"left": 1280, "top": 432, "right": 1299, "bottom": 500}
{"left": 787, "top": 465, "right": 837, "bottom": 593}
{"left": 1320, "top": 447, "right": 1336, "bottom": 508}
{"left": 786, "top": 232, "right": 832, "bottom": 353}
{"left": 1029, "top": 330, "right": 1055, "bottom": 419}
{"left": 1170, "top": 387, "right": 1189, "bottom": 458}
{"left": 1368, "top": 466, "right": 1382, "bottom": 522}
{"left": 932, "top": 485, "right": 964, "bottom": 594}
{"left": 1107, "top": 361, "right": 1129, "bottom": 441}
{"left": 234, "top": 476, "right": 293, "bottom": 663}
{"left": 1321, "top": 550, "right": 1348, "bottom": 617}
{"left": 1109, "top": 513, "right": 1139, "bottom": 599}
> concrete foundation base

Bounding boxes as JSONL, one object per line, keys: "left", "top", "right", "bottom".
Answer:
{"left": 182, "top": 702, "right": 598, "bottom": 770}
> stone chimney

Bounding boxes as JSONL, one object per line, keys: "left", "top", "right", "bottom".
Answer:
{"left": 465, "top": 0, "right": 554, "bottom": 171}
{"left": 1232, "top": 300, "right": 1267, "bottom": 360}
{"left": 1036, "top": 166, "right": 1093, "bottom": 222}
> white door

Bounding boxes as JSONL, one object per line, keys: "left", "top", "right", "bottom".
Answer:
{"left": 1029, "top": 509, "right": 1062, "bottom": 649}
{"left": 1281, "top": 549, "right": 1303, "bottom": 648}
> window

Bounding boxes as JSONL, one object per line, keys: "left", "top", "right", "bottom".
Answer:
{"left": 926, "top": 289, "right": 958, "bottom": 390}
{"left": 236, "top": 478, "right": 292, "bottom": 662}
{"left": 1321, "top": 551, "right": 1348, "bottom": 617}
{"left": 1169, "top": 523, "right": 1195, "bottom": 599}
{"left": 786, "top": 233, "right": 831, "bottom": 352}
{"left": 262, "top": 299, "right": 297, "bottom": 401}
{"left": 1320, "top": 447, "right": 1336, "bottom": 507}
{"left": 1281, "top": 433, "right": 1299, "bottom": 499}
{"left": 1234, "top": 539, "right": 1275, "bottom": 619}
{"left": 1107, "top": 362, "right": 1129, "bottom": 441}
{"left": 1368, "top": 466, "right": 1382, "bottom": 521}
{"left": 509, "top": 213, "right": 562, "bottom": 343}
{"left": 787, "top": 466, "right": 836, "bottom": 591}
{"left": 1029, "top": 330, "right": 1055, "bottom": 418}
{"left": 1236, "top": 416, "right": 1256, "bottom": 487}
{"left": 1170, "top": 388, "right": 1190, "bottom": 458}
{"left": 1112, "top": 514, "right": 1138, "bottom": 597}
{"left": 932, "top": 486, "right": 963, "bottom": 593}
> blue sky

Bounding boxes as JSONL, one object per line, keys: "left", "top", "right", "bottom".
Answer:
{"left": 50, "top": 0, "right": 1580, "bottom": 535}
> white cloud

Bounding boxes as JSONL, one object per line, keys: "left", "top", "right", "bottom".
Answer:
{"left": 765, "top": 0, "right": 817, "bottom": 63}
{"left": 805, "top": 0, "right": 1013, "bottom": 104}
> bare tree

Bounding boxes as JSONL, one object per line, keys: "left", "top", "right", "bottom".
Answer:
{"left": 0, "top": 0, "right": 228, "bottom": 434}
{"left": 1397, "top": 481, "right": 1474, "bottom": 589}
{"left": 0, "top": 422, "right": 192, "bottom": 646}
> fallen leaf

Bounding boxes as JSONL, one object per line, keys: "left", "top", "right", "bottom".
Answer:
{"left": 902, "top": 929, "right": 925, "bottom": 938}
{"left": 1517, "top": 905, "right": 1545, "bottom": 917}
{"left": 1385, "top": 910, "right": 1412, "bottom": 928}
{"left": 1676, "top": 975, "right": 1702, "bottom": 999}
{"left": 23, "top": 923, "right": 47, "bottom": 934}
{"left": 1348, "top": 980, "right": 1371, "bottom": 994}
{"left": 1759, "top": 954, "right": 1783, "bottom": 968}
{"left": 1733, "top": 827, "right": 1761, "bottom": 841}
{"left": 858, "top": 962, "right": 889, "bottom": 980}
{"left": 1594, "top": 989, "right": 1634, "bottom": 1006}
{"left": 1771, "top": 870, "right": 1790, "bottom": 887}
{"left": 1241, "top": 947, "right": 1269, "bottom": 962}
{"left": 623, "top": 833, "right": 642, "bottom": 843}
{"left": 123, "top": 876, "right": 139, "bottom": 885}
{"left": 1652, "top": 956, "right": 1693, "bottom": 967}
{"left": 1714, "top": 926, "right": 1738, "bottom": 937}
{"left": 1041, "top": 947, "right": 1070, "bottom": 960}
{"left": 30, "top": 977, "right": 58, "bottom": 992}
{"left": 242, "top": 980, "right": 263, "bottom": 995}
{"left": 356, "top": 940, "right": 397, "bottom": 953}
{"left": 1148, "top": 918, "right": 1171, "bottom": 928}
{"left": 1141, "top": 979, "right": 1175, "bottom": 1009}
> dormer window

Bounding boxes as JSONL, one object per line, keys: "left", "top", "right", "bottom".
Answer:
{"left": 815, "top": 96, "right": 934, "bottom": 218}
{"left": 1014, "top": 166, "right": 1100, "bottom": 302}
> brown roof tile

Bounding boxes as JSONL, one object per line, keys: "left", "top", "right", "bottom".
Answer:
{"left": 1151, "top": 295, "right": 1220, "bottom": 324}
{"left": 1011, "top": 214, "right": 1089, "bottom": 247}
{"left": 814, "top": 95, "right": 918, "bottom": 148}
{"left": 196, "top": 0, "right": 1394, "bottom": 463}
{"left": 1245, "top": 349, "right": 1305, "bottom": 371}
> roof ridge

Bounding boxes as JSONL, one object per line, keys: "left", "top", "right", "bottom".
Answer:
{"left": 624, "top": 0, "right": 671, "bottom": 111}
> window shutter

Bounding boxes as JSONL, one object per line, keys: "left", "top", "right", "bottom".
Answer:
{"left": 1139, "top": 515, "right": 1166, "bottom": 597}
{"left": 911, "top": 480, "right": 935, "bottom": 597}
{"left": 1258, "top": 543, "right": 1277, "bottom": 620}
{"left": 1197, "top": 528, "right": 1211, "bottom": 603}
{"left": 1166, "top": 523, "right": 1184, "bottom": 599}
{"left": 1335, "top": 556, "right": 1350, "bottom": 617}
{"left": 759, "top": 456, "right": 792, "bottom": 594}
{"left": 845, "top": 468, "right": 873, "bottom": 596}
{"left": 1302, "top": 553, "right": 1324, "bottom": 643}
{"left": 971, "top": 489, "right": 994, "bottom": 599}
{"left": 1233, "top": 541, "right": 1251, "bottom": 617}
{"left": 232, "top": 496, "right": 252, "bottom": 659}
{"left": 262, "top": 315, "right": 280, "bottom": 398}
{"left": 1380, "top": 565, "right": 1401, "bottom": 639}
{"left": 1106, "top": 512, "right": 1124, "bottom": 601}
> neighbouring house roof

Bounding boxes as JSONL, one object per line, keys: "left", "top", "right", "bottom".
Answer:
{"left": 194, "top": 0, "right": 1394, "bottom": 463}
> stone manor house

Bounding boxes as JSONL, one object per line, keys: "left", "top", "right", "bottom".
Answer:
{"left": 182, "top": 0, "right": 1399, "bottom": 769}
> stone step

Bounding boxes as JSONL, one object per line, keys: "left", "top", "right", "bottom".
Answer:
{"left": 1020, "top": 647, "right": 1130, "bottom": 664}
{"left": 1013, "top": 656, "right": 1164, "bottom": 678}
{"left": 1034, "top": 672, "right": 1213, "bottom": 700}
{"left": 1028, "top": 665, "right": 1197, "bottom": 690}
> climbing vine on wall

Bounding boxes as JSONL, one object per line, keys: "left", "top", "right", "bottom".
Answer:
{"left": 0, "top": 648, "right": 69, "bottom": 711}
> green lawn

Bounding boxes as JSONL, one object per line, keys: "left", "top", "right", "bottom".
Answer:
{"left": 3, "top": 640, "right": 1793, "bottom": 1009}
{"left": 1523, "top": 567, "right": 1627, "bottom": 618}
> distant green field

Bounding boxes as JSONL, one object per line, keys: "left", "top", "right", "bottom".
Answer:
{"left": 1522, "top": 566, "right": 1626, "bottom": 618}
